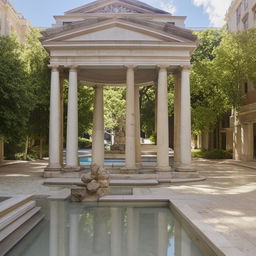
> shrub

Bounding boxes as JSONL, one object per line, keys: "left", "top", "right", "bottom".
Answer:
{"left": 149, "top": 132, "right": 157, "bottom": 144}
{"left": 78, "top": 137, "right": 92, "bottom": 149}
{"left": 192, "top": 149, "right": 232, "bottom": 159}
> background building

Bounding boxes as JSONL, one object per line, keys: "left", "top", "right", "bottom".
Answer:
{"left": 0, "top": 0, "right": 30, "bottom": 42}
{"left": 226, "top": 0, "right": 256, "bottom": 31}
{"left": 226, "top": 0, "right": 256, "bottom": 161}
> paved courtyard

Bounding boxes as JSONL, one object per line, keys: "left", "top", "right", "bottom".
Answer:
{"left": 0, "top": 159, "right": 256, "bottom": 255}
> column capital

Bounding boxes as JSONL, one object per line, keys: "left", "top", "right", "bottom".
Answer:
{"left": 125, "top": 65, "right": 137, "bottom": 70}
{"left": 69, "top": 65, "right": 79, "bottom": 72}
{"left": 180, "top": 65, "right": 192, "bottom": 72}
{"left": 93, "top": 84, "right": 104, "bottom": 90}
{"left": 48, "top": 65, "right": 59, "bottom": 72}
{"left": 157, "top": 65, "right": 169, "bottom": 71}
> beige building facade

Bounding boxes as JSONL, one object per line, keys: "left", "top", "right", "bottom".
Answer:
{"left": 0, "top": 0, "right": 30, "bottom": 162}
{"left": 42, "top": 0, "right": 198, "bottom": 178}
{"left": 226, "top": 0, "right": 256, "bottom": 31}
{"left": 0, "top": 0, "right": 30, "bottom": 42}
{"left": 226, "top": 0, "right": 256, "bottom": 161}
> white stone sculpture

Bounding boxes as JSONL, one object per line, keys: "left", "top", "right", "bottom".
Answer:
{"left": 71, "top": 164, "right": 110, "bottom": 202}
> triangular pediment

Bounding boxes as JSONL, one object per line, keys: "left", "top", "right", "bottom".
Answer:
{"left": 65, "top": 25, "right": 163, "bottom": 42}
{"left": 66, "top": 0, "right": 169, "bottom": 15}
{"left": 43, "top": 20, "right": 188, "bottom": 44}
{"left": 42, "top": 18, "right": 197, "bottom": 44}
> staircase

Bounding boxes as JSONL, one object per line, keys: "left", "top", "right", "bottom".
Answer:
{"left": 0, "top": 195, "right": 44, "bottom": 256}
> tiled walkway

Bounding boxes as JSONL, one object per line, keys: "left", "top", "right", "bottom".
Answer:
{"left": 0, "top": 159, "right": 256, "bottom": 255}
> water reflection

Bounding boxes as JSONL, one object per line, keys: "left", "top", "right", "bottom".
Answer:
{"left": 7, "top": 201, "right": 205, "bottom": 256}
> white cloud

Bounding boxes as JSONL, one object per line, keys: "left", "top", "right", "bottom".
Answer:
{"left": 193, "top": 0, "right": 232, "bottom": 27}
{"left": 146, "top": 0, "right": 176, "bottom": 14}
{"left": 159, "top": 1, "right": 177, "bottom": 14}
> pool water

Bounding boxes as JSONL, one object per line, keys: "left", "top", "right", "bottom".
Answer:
{"left": 80, "top": 157, "right": 125, "bottom": 164}
{"left": 80, "top": 157, "right": 125, "bottom": 165}
{"left": 7, "top": 200, "right": 207, "bottom": 256}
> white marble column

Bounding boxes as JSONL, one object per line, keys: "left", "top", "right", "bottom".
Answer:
{"left": 92, "top": 86, "right": 105, "bottom": 167}
{"left": 48, "top": 66, "right": 61, "bottom": 169}
{"left": 176, "top": 66, "right": 193, "bottom": 172}
{"left": 66, "top": 66, "right": 79, "bottom": 169}
{"left": 241, "top": 123, "right": 254, "bottom": 161}
{"left": 135, "top": 84, "right": 141, "bottom": 167}
{"left": 233, "top": 110, "right": 242, "bottom": 160}
{"left": 59, "top": 75, "right": 64, "bottom": 166}
{"left": 124, "top": 66, "right": 137, "bottom": 171}
{"left": 174, "top": 72, "right": 181, "bottom": 168}
{"left": 156, "top": 66, "right": 170, "bottom": 172}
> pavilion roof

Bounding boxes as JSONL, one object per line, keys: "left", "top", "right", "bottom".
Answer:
{"left": 41, "top": 17, "right": 197, "bottom": 43}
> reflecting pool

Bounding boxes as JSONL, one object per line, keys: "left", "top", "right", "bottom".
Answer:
{"left": 7, "top": 200, "right": 208, "bottom": 256}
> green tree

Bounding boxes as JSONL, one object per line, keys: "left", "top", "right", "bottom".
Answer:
{"left": 78, "top": 85, "right": 94, "bottom": 136}
{"left": 22, "top": 28, "right": 51, "bottom": 158}
{"left": 190, "top": 29, "right": 228, "bottom": 134}
{"left": 104, "top": 87, "right": 126, "bottom": 133}
{"left": 0, "top": 35, "right": 33, "bottom": 143}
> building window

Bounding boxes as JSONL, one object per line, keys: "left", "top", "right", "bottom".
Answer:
{"left": 244, "top": 0, "right": 248, "bottom": 10}
{"left": 243, "top": 17, "right": 249, "bottom": 29}
{"left": 236, "top": 3, "right": 242, "bottom": 25}
{"left": 63, "top": 22, "right": 72, "bottom": 26}
{"left": 253, "top": 4, "right": 256, "bottom": 21}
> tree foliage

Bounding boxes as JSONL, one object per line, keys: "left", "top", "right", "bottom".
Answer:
{"left": 22, "top": 28, "right": 51, "bottom": 142}
{"left": 104, "top": 87, "right": 126, "bottom": 132}
{"left": 191, "top": 28, "right": 256, "bottom": 134}
{"left": 0, "top": 35, "right": 33, "bottom": 142}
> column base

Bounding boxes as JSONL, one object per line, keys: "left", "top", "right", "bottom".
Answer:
{"left": 44, "top": 166, "right": 62, "bottom": 178}
{"left": 64, "top": 166, "right": 81, "bottom": 172}
{"left": 120, "top": 167, "right": 138, "bottom": 174}
{"left": 45, "top": 165, "right": 62, "bottom": 171}
{"left": 155, "top": 166, "right": 171, "bottom": 172}
{"left": 135, "top": 163, "right": 142, "bottom": 169}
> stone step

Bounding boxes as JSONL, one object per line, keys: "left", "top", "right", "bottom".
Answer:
{"left": 0, "top": 195, "right": 33, "bottom": 218}
{"left": 0, "top": 206, "right": 41, "bottom": 242}
{"left": 44, "top": 178, "right": 83, "bottom": 186}
{"left": 0, "top": 201, "right": 36, "bottom": 231}
{"left": 110, "top": 179, "right": 159, "bottom": 186}
{"left": 0, "top": 211, "right": 44, "bottom": 256}
{"left": 44, "top": 178, "right": 159, "bottom": 187}
{"left": 110, "top": 174, "right": 157, "bottom": 180}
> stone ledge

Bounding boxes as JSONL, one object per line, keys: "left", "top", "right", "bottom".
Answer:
{"left": 120, "top": 167, "right": 139, "bottom": 174}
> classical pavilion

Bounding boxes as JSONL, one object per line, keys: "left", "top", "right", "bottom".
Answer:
{"left": 41, "top": 0, "right": 198, "bottom": 179}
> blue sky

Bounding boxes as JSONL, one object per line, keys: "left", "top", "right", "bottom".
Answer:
{"left": 11, "top": 0, "right": 231, "bottom": 28}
